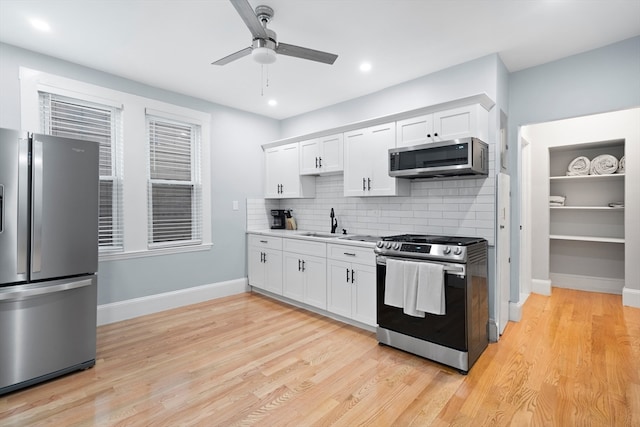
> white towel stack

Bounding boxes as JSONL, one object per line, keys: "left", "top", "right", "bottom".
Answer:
{"left": 549, "top": 195, "right": 566, "bottom": 207}
{"left": 566, "top": 156, "right": 590, "bottom": 176}
{"left": 590, "top": 154, "right": 618, "bottom": 175}
{"left": 384, "top": 259, "right": 445, "bottom": 317}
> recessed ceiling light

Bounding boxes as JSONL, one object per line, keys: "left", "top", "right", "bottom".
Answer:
{"left": 268, "top": 99, "right": 277, "bottom": 107}
{"left": 359, "top": 62, "right": 372, "bottom": 72}
{"left": 29, "top": 18, "right": 51, "bottom": 32}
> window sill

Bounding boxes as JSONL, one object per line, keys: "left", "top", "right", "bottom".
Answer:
{"left": 99, "top": 243, "right": 213, "bottom": 262}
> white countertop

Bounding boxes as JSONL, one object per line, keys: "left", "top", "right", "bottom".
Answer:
{"left": 247, "top": 229, "right": 378, "bottom": 249}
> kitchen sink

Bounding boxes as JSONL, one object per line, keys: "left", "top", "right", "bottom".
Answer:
{"left": 297, "top": 232, "right": 341, "bottom": 238}
{"left": 338, "top": 235, "right": 382, "bottom": 243}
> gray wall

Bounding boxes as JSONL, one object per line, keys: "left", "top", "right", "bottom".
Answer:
{"left": 281, "top": 54, "right": 501, "bottom": 139}
{"left": 0, "top": 42, "right": 280, "bottom": 305}
{"left": 508, "top": 36, "right": 640, "bottom": 304}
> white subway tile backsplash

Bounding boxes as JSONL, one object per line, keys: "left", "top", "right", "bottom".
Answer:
{"left": 249, "top": 173, "right": 496, "bottom": 245}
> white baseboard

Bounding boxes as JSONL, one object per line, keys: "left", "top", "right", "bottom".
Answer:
{"left": 622, "top": 287, "right": 640, "bottom": 308}
{"left": 549, "top": 273, "right": 623, "bottom": 295}
{"left": 97, "top": 278, "right": 249, "bottom": 326}
{"left": 531, "top": 278, "right": 552, "bottom": 296}
{"left": 508, "top": 292, "right": 529, "bottom": 322}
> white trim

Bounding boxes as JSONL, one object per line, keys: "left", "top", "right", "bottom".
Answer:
{"left": 532, "top": 278, "right": 552, "bottom": 296}
{"left": 508, "top": 292, "right": 529, "bottom": 322}
{"left": 622, "top": 287, "right": 640, "bottom": 308}
{"left": 96, "top": 278, "right": 248, "bottom": 325}
{"left": 549, "top": 273, "right": 623, "bottom": 295}
{"left": 99, "top": 243, "right": 213, "bottom": 262}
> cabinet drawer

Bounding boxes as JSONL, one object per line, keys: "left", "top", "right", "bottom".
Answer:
{"left": 248, "top": 234, "right": 282, "bottom": 250}
{"left": 327, "top": 244, "right": 375, "bottom": 264}
{"left": 283, "top": 238, "right": 326, "bottom": 257}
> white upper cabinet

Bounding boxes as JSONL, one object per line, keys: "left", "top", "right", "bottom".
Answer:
{"left": 300, "top": 133, "right": 344, "bottom": 175}
{"left": 396, "top": 104, "right": 489, "bottom": 148}
{"left": 265, "top": 143, "right": 315, "bottom": 199}
{"left": 343, "top": 122, "right": 409, "bottom": 197}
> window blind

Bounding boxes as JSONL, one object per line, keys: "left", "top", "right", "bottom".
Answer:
{"left": 40, "top": 93, "right": 124, "bottom": 251}
{"left": 147, "top": 117, "right": 202, "bottom": 247}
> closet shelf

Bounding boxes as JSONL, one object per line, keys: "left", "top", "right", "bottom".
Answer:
{"left": 549, "top": 206, "right": 624, "bottom": 211}
{"left": 549, "top": 235, "right": 625, "bottom": 244}
{"left": 549, "top": 173, "right": 624, "bottom": 181}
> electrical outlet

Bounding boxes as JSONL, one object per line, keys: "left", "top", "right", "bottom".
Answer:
{"left": 232, "top": 200, "right": 239, "bottom": 211}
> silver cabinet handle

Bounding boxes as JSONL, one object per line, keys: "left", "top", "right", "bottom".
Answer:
{"left": 260, "top": 240, "right": 268, "bottom": 243}
{"left": 343, "top": 252, "right": 356, "bottom": 256}
{"left": 0, "top": 278, "right": 93, "bottom": 301}
{"left": 362, "top": 178, "right": 366, "bottom": 191}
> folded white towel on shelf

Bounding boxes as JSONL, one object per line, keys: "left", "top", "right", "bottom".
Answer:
{"left": 402, "top": 261, "right": 424, "bottom": 317}
{"left": 549, "top": 195, "right": 566, "bottom": 206}
{"left": 384, "top": 259, "right": 404, "bottom": 308}
{"left": 618, "top": 156, "right": 625, "bottom": 174}
{"left": 416, "top": 263, "right": 446, "bottom": 315}
{"left": 590, "top": 154, "right": 618, "bottom": 175}
{"left": 566, "top": 156, "right": 590, "bottom": 176}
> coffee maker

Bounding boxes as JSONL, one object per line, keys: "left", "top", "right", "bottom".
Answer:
{"left": 270, "top": 209, "right": 286, "bottom": 229}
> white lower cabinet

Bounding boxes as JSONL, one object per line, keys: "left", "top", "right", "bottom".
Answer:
{"left": 282, "top": 238, "right": 327, "bottom": 310}
{"left": 326, "top": 244, "right": 377, "bottom": 327}
{"left": 248, "top": 235, "right": 283, "bottom": 295}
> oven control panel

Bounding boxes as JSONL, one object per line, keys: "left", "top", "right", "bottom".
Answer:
{"left": 375, "top": 242, "right": 467, "bottom": 262}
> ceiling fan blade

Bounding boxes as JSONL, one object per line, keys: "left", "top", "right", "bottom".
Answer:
{"left": 211, "top": 47, "right": 252, "bottom": 65}
{"left": 229, "top": 0, "right": 268, "bottom": 39}
{"left": 276, "top": 42, "right": 338, "bottom": 65}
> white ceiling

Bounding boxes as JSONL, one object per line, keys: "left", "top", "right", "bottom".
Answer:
{"left": 1, "top": 0, "right": 639, "bottom": 120}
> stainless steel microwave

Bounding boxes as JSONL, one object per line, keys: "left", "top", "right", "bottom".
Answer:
{"left": 389, "top": 137, "right": 488, "bottom": 179}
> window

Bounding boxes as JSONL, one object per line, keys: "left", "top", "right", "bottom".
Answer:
{"left": 147, "top": 116, "right": 202, "bottom": 247}
{"left": 40, "top": 92, "right": 124, "bottom": 252}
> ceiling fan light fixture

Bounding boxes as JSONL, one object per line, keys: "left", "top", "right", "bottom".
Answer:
{"left": 252, "top": 47, "right": 277, "bottom": 64}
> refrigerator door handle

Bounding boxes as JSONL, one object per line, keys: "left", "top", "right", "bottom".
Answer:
{"left": 32, "top": 140, "right": 44, "bottom": 273}
{"left": 16, "top": 139, "right": 29, "bottom": 275}
{"left": 0, "top": 184, "right": 3, "bottom": 233}
{"left": 0, "top": 278, "right": 94, "bottom": 301}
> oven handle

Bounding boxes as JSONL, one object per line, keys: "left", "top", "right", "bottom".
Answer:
{"left": 376, "top": 256, "right": 465, "bottom": 275}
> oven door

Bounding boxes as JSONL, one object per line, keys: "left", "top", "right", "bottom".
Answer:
{"left": 376, "top": 256, "right": 468, "bottom": 351}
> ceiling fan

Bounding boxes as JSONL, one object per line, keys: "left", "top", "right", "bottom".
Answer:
{"left": 212, "top": 0, "right": 338, "bottom": 66}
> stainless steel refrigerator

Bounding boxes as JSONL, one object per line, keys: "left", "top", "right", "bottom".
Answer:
{"left": 0, "top": 128, "right": 99, "bottom": 395}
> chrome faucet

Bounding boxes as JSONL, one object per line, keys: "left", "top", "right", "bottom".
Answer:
{"left": 330, "top": 208, "right": 338, "bottom": 233}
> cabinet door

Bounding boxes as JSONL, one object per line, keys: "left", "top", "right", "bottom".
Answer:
{"left": 368, "top": 123, "right": 401, "bottom": 196}
{"left": 248, "top": 246, "right": 266, "bottom": 289}
{"left": 343, "top": 129, "right": 370, "bottom": 197}
{"left": 279, "top": 144, "right": 302, "bottom": 198}
{"left": 263, "top": 249, "right": 283, "bottom": 295}
{"left": 327, "top": 259, "right": 352, "bottom": 318}
{"left": 264, "top": 146, "right": 283, "bottom": 198}
{"left": 433, "top": 105, "right": 478, "bottom": 141}
{"left": 303, "top": 255, "right": 327, "bottom": 310}
{"left": 299, "top": 138, "right": 320, "bottom": 175}
{"left": 318, "top": 134, "right": 343, "bottom": 173}
{"left": 396, "top": 115, "right": 433, "bottom": 148}
{"left": 351, "top": 264, "right": 377, "bottom": 326}
{"left": 283, "top": 252, "right": 304, "bottom": 301}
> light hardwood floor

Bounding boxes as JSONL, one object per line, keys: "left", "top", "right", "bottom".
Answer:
{"left": 1, "top": 288, "right": 639, "bottom": 426}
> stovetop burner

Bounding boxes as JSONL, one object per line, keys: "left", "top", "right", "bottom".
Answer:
{"left": 381, "top": 234, "right": 485, "bottom": 246}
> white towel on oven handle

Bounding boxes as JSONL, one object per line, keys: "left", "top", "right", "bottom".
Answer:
{"left": 384, "top": 259, "right": 404, "bottom": 308}
{"left": 402, "top": 261, "right": 424, "bottom": 318}
{"left": 416, "top": 262, "right": 446, "bottom": 315}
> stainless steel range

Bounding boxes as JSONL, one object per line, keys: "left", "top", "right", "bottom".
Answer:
{"left": 375, "top": 234, "right": 488, "bottom": 374}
